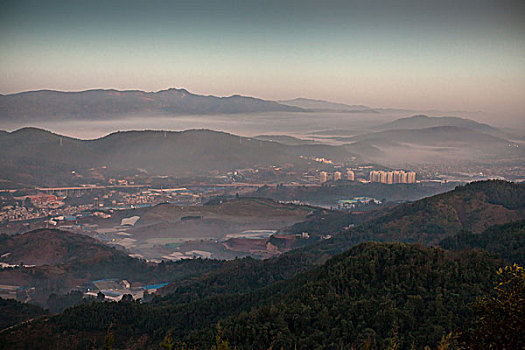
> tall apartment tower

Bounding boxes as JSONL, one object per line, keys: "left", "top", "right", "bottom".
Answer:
{"left": 380, "top": 171, "right": 388, "bottom": 184}
{"left": 369, "top": 171, "right": 378, "bottom": 182}
{"left": 319, "top": 171, "right": 328, "bottom": 184}
{"left": 346, "top": 169, "right": 355, "bottom": 181}
{"left": 334, "top": 171, "right": 342, "bottom": 181}
{"left": 386, "top": 172, "right": 393, "bottom": 184}
{"left": 393, "top": 171, "right": 401, "bottom": 183}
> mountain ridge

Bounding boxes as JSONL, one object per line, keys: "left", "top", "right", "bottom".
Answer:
{"left": 0, "top": 88, "right": 305, "bottom": 121}
{"left": 279, "top": 97, "right": 375, "bottom": 112}
{"left": 374, "top": 114, "right": 506, "bottom": 136}
{"left": 0, "top": 127, "right": 356, "bottom": 184}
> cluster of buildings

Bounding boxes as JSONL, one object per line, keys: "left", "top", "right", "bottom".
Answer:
{"left": 1, "top": 205, "right": 39, "bottom": 222}
{"left": 0, "top": 202, "right": 92, "bottom": 223}
{"left": 82, "top": 279, "right": 168, "bottom": 301}
{"left": 319, "top": 169, "right": 355, "bottom": 183}
{"left": 0, "top": 187, "right": 203, "bottom": 225}
{"left": 337, "top": 197, "right": 382, "bottom": 210}
{"left": 369, "top": 170, "right": 417, "bottom": 184}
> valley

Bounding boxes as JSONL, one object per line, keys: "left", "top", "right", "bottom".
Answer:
{"left": 2, "top": 2, "right": 524, "bottom": 348}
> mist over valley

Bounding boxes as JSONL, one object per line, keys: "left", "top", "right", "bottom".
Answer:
{"left": 1, "top": 0, "right": 524, "bottom": 348}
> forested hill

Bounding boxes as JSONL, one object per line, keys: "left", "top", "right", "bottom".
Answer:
{"left": 440, "top": 220, "right": 525, "bottom": 265}
{"left": 0, "top": 229, "right": 131, "bottom": 266}
{"left": 0, "top": 243, "right": 503, "bottom": 349}
{"left": 354, "top": 180, "right": 525, "bottom": 245}
{"left": 0, "top": 228, "right": 229, "bottom": 307}
{"left": 157, "top": 180, "right": 524, "bottom": 302}
{"left": 1, "top": 181, "right": 523, "bottom": 349}
{"left": 215, "top": 243, "right": 501, "bottom": 350}
{"left": 272, "top": 180, "right": 525, "bottom": 265}
{"left": 0, "top": 299, "right": 48, "bottom": 330}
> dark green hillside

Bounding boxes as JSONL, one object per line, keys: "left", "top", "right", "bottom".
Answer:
{"left": 440, "top": 220, "right": 525, "bottom": 265}
{"left": 0, "top": 298, "right": 48, "bottom": 330}
{"left": 355, "top": 180, "right": 525, "bottom": 245}
{"left": 217, "top": 243, "right": 500, "bottom": 350}
{"left": 0, "top": 181, "right": 522, "bottom": 349}
{"left": 159, "top": 180, "right": 524, "bottom": 302}
{"left": 157, "top": 252, "right": 316, "bottom": 305}
{"left": 0, "top": 243, "right": 502, "bottom": 349}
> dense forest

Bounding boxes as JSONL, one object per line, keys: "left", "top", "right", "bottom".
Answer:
{"left": 0, "top": 243, "right": 507, "bottom": 349}
{"left": 0, "top": 298, "right": 48, "bottom": 330}
{"left": 440, "top": 220, "right": 525, "bottom": 265}
{"left": 1, "top": 180, "right": 524, "bottom": 349}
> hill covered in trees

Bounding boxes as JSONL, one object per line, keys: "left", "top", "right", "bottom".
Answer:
{"left": 0, "top": 298, "right": 48, "bottom": 330}
{"left": 157, "top": 181, "right": 525, "bottom": 302}
{"left": 354, "top": 180, "right": 525, "bottom": 245}
{"left": 0, "top": 243, "right": 504, "bottom": 349}
{"left": 0, "top": 229, "right": 132, "bottom": 266}
{"left": 440, "top": 220, "right": 525, "bottom": 265}
{"left": 0, "top": 228, "right": 229, "bottom": 306}
{"left": 214, "top": 243, "right": 501, "bottom": 349}
{"left": 1, "top": 180, "right": 523, "bottom": 349}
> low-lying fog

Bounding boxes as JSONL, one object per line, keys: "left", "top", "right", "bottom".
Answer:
{"left": 0, "top": 110, "right": 459, "bottom": 140}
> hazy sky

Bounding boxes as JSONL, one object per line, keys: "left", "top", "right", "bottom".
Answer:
{"left": 1, "top": 0, "right": 524, "bottom": 116}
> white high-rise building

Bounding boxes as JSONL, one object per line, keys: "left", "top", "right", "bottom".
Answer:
{"left": 369, "top": 169, "right": 416, "bottom": 184}
{"left": 380, "top": 171, "right": 388, "bottom": 184}
{"left": 407, "top": 171, "right": 416, "bottom": 183}
{"left": 386, "top": 172, "right": 393, "bottom": 184}
{"left": 393, "top": 171, "right": 401, "bottom": 184}
{"left": 369, "top": 171, "right": 379, "bottom": 182}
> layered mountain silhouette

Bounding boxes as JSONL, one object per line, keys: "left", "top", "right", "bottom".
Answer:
{"left": 0, "top": 127, "right": 355, "bottom": 184}
{"left": 279, "top": 98, "right": 376, "bottom": 112}
{"left": 374, "top": 114, "right": 510, "bottom": 137}
{"left": 337, "top": 116, "right": 524, "bottom": 164}
{"left": 0, "top": 88, "right": 304, "bottom": 120}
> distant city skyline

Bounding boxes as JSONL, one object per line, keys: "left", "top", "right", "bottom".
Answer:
{"left": 1, "top": 0, "right": 524, "bottom": 120}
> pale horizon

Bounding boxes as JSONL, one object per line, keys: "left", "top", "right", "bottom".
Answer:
{"left": 1, "top": 0, "right": 525, "bottom": 122}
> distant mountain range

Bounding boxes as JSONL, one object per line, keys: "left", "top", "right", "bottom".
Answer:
{"left": 0, "top": 88, "right": 304, "bottom": 120}
{"left": 349, "top": 125, "right": 508, "bottom": 148}
{"left": 278, "top": 98, "right": 377, "bottom": 113}
{"left": 337, "top": 115, "right": 524, "bottom": 165}
{"left": 254, "top": 134, "right": 316, "bottom": 146}
{"left": 373, "top": 114, "right": 510, "bottom": 137}
{"left": 253, "top": 115, "right": 525, "bottom": 165}
{"left": 0, "top": 127, "right": 355, "bottom": 185}
{"left": 0, "top": 88, "right": 433, "bottom": 121}
{"left": 278, "top": 97, "right": 421, "bottom": 114}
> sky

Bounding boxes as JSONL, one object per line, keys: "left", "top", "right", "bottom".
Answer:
{"left": 1, "top": 0, "right": 524, "bottom": 118}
